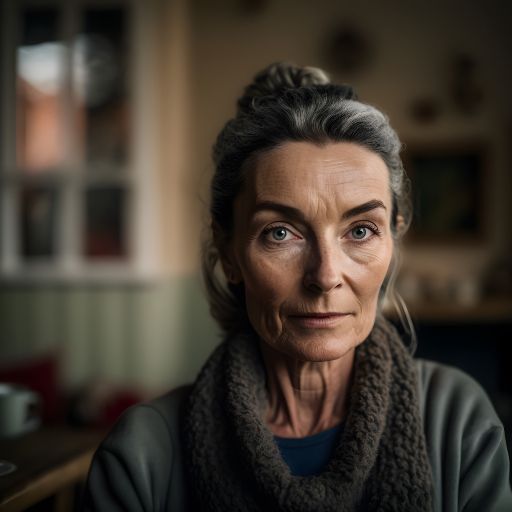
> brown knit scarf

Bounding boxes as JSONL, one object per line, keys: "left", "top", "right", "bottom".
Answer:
{"left": 183, "top": 316, "right": 434, "bottom": 511}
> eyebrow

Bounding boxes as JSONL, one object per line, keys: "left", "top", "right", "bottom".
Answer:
{"left": 251, "top": 199, "right": 387, "bottom": 221}
{"left": 341, "top": 199, "right": 387, "bottom": 219}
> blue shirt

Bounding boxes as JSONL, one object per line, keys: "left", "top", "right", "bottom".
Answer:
{"left": 274, "top": 424, "right": 344, "bottom": 476}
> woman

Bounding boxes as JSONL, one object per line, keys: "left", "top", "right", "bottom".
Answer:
{"left": 83, "top": 63, "right": 511, "bottom": 511}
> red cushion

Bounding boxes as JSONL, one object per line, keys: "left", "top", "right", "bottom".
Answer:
{"left": 0, "top": 354, "right": 61, "bottom": 422}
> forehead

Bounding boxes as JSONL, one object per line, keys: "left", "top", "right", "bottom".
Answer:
{"left": 243, "top": 141, "right": 391, "bottom": 208}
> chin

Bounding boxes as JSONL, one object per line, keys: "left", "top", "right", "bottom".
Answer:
{"left": 280, "top": 330, "right": 361, "bottom": 363}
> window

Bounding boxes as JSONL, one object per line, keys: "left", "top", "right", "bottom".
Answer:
{"left": 0, "top": 0, "right": 159, "bottom": 281}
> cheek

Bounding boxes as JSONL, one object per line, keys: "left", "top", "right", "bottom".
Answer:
{"left": 239, "top": 250, "right": 302, "bottom": 337}
{"left": 348, "top": 247, "right": 393, "bottom": 340}
{"left": 241, "top": 249, "right": 300, "bottom": 301}
{"left": 350, "top": 243, "right": 393, "bottom": 301}
{"left": 243, "top": 272, "right": 284, "bottom": 342}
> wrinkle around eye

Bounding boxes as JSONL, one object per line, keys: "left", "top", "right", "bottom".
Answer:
{"left": 262, "top": 224, "right": 302, "bottom": 243}
{"left": 262, "top": 224, "right": 303, "bottom": 244}
{"left": 343, "top": 228, "right": 382, "bottom": 248}
{"left": 345, "top": 218, "right": 382, "bottom": 237}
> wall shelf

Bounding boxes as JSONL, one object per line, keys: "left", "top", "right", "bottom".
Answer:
{"left": 387, "top": 298, "right": 512, "bottom": 324}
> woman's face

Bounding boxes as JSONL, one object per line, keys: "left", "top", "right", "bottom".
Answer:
{"left": 226, "top": 141, "right": 394, "bottom": 362}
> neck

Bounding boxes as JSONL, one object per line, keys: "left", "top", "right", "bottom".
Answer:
{"left": 260, "top": 342, "right": 355, "bottom": 438}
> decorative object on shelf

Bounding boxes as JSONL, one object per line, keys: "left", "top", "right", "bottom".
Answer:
{"left": 403, "top": 142, "right": 486, "bottom": 243}
{"left": 323, "top": 24, "right": 371, "bottom": 74}
{"left": 397, "top": 270, "right": 423, "bottom": 303}
{"left": 408, "top": 52, "right": 484, "bottom": 124}
{"left": 409, "top": 96, "right": 442, "bottom": 125}
{"left": 422, "top": 274, "right": 459, "bottom": 303}
{"left": 453, "top": 278, "right": 482, "bottom": 306}
{"left": 398, "top": 269, "right": 483, "bottom": 307}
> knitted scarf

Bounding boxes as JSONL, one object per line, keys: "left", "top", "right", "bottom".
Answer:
{"left": 183, "top": 316, "right": 434, "bottom": 511}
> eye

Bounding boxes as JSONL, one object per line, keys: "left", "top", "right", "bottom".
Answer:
{"left": 272, "top": 227, "right": 288, "bottom": 241}
{"left": 347, "top": 223, "right": 381, "bottom": 242}
{"left": 262, "top": 225, "right": 299, "bottom": 243}
{"left": 351, "top": 226, "right": 369, "bottom": 240}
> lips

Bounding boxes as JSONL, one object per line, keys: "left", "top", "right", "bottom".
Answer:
{"left": 288, "top": 312, "right": 352, "bottom": 328}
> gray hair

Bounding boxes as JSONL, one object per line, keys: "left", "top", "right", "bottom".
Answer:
{"left": 203, "top": 62, "right": 414, "bottom": 346}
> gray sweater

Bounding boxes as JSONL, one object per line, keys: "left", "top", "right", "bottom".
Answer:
{"left": 83, "top": 360, "right": 512, "bottom": 511}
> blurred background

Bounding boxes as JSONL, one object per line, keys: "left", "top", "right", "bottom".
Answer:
{"left": 1, "top": 0, "right": 511, "bottom": 435}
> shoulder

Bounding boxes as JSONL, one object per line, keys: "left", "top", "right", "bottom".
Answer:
{"left": 414, "top": 359, "right": 511, "bottom": 512}
{"left": 415, "top": 358, "right": 502, "bottom": 435}
{"left": 414, "top": 358, "right": 505, "bottom": 462}
{"left": 83, "top": 385, "right": 192, "bottom": 511}
{"left": 100, "top": 384, "right": 191, "bottom": 457}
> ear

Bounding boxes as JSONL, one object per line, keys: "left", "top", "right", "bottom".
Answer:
{"left": 220, "top": 254, "right": 243, "bottom": 284}
{"left": 212, "top": 220, "right": 243, "bottom": 284}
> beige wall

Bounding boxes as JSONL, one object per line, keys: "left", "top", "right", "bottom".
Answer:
{"left": 156, "top": 0, "right": 199, "bottom": 276}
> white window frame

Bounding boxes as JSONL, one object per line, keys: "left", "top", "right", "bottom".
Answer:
{"left": 0, "top": 0, "right": 161, "bottom": 283}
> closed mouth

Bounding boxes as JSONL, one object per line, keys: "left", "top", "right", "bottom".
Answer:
{"left": 289, "top": 312, "right": 350, "bottom": 318}
{"left": 288, "top": 312, "right": 352, "bottom": 328}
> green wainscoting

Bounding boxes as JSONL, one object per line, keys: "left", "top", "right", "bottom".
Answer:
{"left": 0, "top": 276, "right": 221, "bottom": 392}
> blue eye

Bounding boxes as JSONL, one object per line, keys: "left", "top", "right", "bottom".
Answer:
{"left": 351, "top": 226, "right": 368, "bottom": 240}
{"left": 263, "top": 225, "right": 294, "bottom": 242}
{"left": 272, "top": 227, "right": 288, "bottom": 241}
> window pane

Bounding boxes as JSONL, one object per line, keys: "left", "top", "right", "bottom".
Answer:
{"left": 16, "top": 8, "right": 65, "bottom": 173}
{"left": 75, "top": 8, "right": 129, "bottom": 168}
{"left": 20, "top": 185, "right": 59, "bottom": 259}
{"left": 84, "top": 186, "right": 127, "bottom": 259}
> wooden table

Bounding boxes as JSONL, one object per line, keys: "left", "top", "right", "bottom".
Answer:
{"left": 0, "top": 427, "right": 105, "bottom": 512}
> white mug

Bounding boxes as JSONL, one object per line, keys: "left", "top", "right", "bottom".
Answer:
{"left": 0, "top": 383, "right": 41, "bottom": 439}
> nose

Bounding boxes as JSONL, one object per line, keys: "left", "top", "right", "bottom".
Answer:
{"left": 303, "top": 239, "right": 344, "bottom": 294}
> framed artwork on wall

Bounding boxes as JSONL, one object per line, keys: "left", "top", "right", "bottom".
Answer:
{"left": 403, "top": 142, "right": 487, "bottom": 244}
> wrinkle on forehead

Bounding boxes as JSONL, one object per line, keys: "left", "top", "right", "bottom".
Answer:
{"left": 246, "top": 141, "right": 391, "bottom": 216}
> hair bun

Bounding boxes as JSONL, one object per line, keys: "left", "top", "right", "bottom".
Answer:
{"left": 237, "top": 62, "right": 331, "bottom": 112}
{"left": 237, "top": 62, "right": 359, "bottom": 113}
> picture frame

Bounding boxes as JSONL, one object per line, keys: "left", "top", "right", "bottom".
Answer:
{"left": 402, "top": 142, "right": 487, "bottom": 244}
